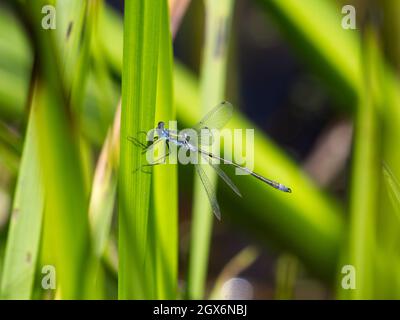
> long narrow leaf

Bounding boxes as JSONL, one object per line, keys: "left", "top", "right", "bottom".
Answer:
{"left": 0, "top": 113, "right": 43, "bottom": 299}
{"left": 119, "top": 0, "right": 162, "bottom": 299}
{"left": 150, "top": 0, "right": 178, "bottom": 299}
{"left": 186, "top": 0, "right": 235, "bottom": 299}
{"left": 338, "top": 30, "right": 380, "bottom": 299}
{"left": 23, "top": 0, "right": 94, "bottom": 299}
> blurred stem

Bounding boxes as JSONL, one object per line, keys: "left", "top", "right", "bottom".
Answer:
{"left": 89, "top": 100, "right": 120, "bottom": 257}
{"left": 339, "top": 30, "right": 380, "bottom": 299}
{"left": 274, "top": 254, "right": 299, "bottom": 300}
{"left": 22, "top": 0, "right": 95, "bottom": 299}
{"left": 186, "top": 0, "right": 235, "bottom": 299}
{"left": 0, "top": 117, "right": 21, "bottom": 176}
{"left": 92, "top": 0, "right": 117, "bottom": 131}
{"left": 383, "top": 163, "right": 400, "bottom": 224}
{"left": 87, "top": 0, "right": 119, "bottom": 265}
{"left": 0, "top": 141, "right": 19, "bottom": 175}
{"left": 382, "top": 0, "right": 400, "bottom": 74}
{"left": 258, "top": 0, "right": 361, "bottom": 109}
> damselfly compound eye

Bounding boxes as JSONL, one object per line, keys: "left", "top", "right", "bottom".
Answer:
{"left": 157, "top": 121, "right": 165, "bottom": 129}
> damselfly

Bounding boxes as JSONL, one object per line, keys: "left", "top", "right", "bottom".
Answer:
{"left": 129, "top": 101, "right": 291, "bottom": 220}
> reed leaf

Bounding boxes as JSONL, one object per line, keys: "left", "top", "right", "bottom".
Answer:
{"left": 118, "top": 0, "right": 162, "bottom": 299}
{"left": 186, "top": 0, "right": 235, "bottom": 299}
{"left": 22, "top": 0, "right": 94, "bottom": 299}
{"left": 338, "top": 30, "right": 380, "bottom": 299}
{"left": 150, "top": 0, "right": 178, "bottom": 299}
{"left": 0, "top": 113, "right": 43, "bottom": 299}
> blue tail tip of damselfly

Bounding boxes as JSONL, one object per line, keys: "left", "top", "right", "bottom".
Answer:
{"left": 279, "top": 184, "right": 292, "bottom": 193}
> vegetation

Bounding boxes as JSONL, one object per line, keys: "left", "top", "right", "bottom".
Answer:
{"left": 0, "top": 0, "right": 399, "bottom": 299}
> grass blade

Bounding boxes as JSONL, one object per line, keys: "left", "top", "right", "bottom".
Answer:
{"left": 186, "top": 0, "right": 235, "bottom": 299}
{"left": 0, "top": 5, "right": 31, "bottom": 121}
{"left": 274, "top": 254, "right": 299, "bottom": 300}
{"left": 0, "top": 113, "right": 43, "bottom": 299}
{"left": 151, "top": 0, "right": 178, "bottom": 299}
{"left": 383, "top": 163, "right": 400, "bottom": 223}
{"left": 21, "top": 0, "right": 94, "bottom": 299}
{"left": 89, "top": 101, "right": 120, "bottom": 257}
{"left": 338, "top": 30, "right": 380, "bottom": 299}
{"left": 119, "top": 0, "right": 162, "bottom": 299}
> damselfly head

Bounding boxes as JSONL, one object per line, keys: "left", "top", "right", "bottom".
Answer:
{"left": 157, "top": 121, "right": 165, "bottom": 130}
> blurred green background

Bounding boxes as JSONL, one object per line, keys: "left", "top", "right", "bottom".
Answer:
{"left": 0, "top": 0, "right": 400, "bottom": 299}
